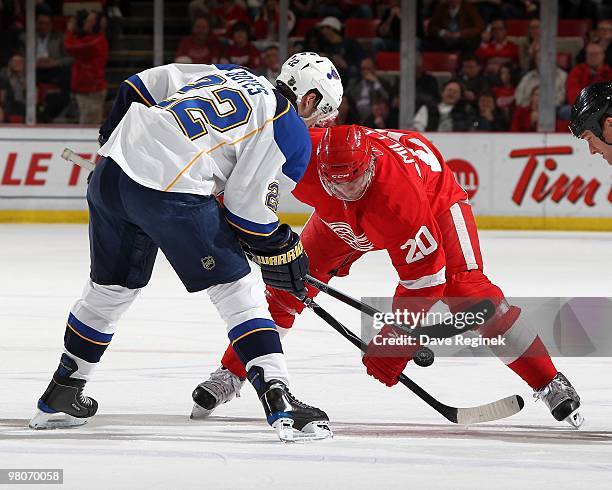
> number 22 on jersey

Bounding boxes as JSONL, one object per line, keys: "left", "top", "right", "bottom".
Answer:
{"left": 155, "top": 74, "right": 252, "bottom": 140}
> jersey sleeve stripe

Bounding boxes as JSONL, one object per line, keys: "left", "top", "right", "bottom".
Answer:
{"left": 399, "top": 267, "right": 447, "bottom": 290}
{"left": 224, "top": 207, "right": 279, "bottom": 236}
{"left": 449, "top": 203, "right": 479, "bottom": 270}
{"left": 125, "top": 75, "right": 156, "bottom": 107}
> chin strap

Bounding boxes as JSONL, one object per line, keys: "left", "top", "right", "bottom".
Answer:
{"left": 315, "top": 109, "right": 339, "bottom": 127}
{"left": 302, "top": 108, "right": 339, "bottom": 128}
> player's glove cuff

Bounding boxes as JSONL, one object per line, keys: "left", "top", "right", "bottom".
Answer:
{"left": 249, "top": 224, "right": 309, "bottom": 297}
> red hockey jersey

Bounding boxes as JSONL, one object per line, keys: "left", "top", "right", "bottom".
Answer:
{"left": 294, "top": 128, "right": 468, "bottom": 294}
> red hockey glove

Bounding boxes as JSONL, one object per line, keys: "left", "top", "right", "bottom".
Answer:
{"left": 362, "top": 324, "right": 414, "bottom": 387}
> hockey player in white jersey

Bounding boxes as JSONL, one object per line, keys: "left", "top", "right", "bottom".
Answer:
{"left": 29, "top": 52, "right": 343, "bottom": 442}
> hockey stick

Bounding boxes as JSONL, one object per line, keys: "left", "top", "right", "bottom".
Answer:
{"left": 304, "top": 274, "right": 495, "bottom": 340}
{"left": 304, "top": 298, "right": 524, "bottom": 424}
{"left": 61, "top": 148, "right": 96, "bottom": 172}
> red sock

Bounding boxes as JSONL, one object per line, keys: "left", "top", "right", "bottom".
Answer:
{"left": 221, "top": 343, "right": 247, "bottom": 379}
{"left": 506, "top": 336, "right": 557, "bottom": 390}
{"left": 479, "top": 305, "right": 558, "bottom": 390}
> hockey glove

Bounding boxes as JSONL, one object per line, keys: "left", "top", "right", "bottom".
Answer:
{"left": 362, "top": 325, "right": 415, "bottom": 387}
{"left": 249, "top": 224, "right": 309, "bottom": 298}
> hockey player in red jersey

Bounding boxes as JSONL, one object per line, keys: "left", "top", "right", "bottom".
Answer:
{"left": 192, "top": 125, "right": 583, "bottom": 428}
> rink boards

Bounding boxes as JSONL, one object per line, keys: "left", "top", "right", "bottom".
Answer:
{"left": 0, "top": 126, "right": 610, "bottom": 230}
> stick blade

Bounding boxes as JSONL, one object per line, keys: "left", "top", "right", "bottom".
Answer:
{"left": 456, "top": 395, "right": 525, "bottom": 425}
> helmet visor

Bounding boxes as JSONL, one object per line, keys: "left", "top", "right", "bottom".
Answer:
{"left": 320, "top": 162, "right": 375, "bottom": 201}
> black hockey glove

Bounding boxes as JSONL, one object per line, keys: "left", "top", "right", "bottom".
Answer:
{"left": 248, "top": 224, "right": 309, "bottom": 298}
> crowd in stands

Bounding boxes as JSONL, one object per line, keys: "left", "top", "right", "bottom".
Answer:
{"left": 1, "top": 0, "right": 611, "bottom": 134}
{"left": 0, "top": 1, "right": 109, "bottom": 124}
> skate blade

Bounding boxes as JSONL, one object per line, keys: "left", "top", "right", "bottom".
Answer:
{"left": 190, "top": 402, "right": 215, "bottom": 420}
{"left": 564, "top": 408, "right": 585, "bottom": 429}
{"left": 272, "top": 418, "right": 333, "bottom": 443}
{"left": 29, "top": 409, "right": 89, "bottom": 430}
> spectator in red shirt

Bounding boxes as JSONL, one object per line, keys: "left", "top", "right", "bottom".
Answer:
{"left": 492, "top": 63, "right": 517, "bottom": 118}
{"left": 211, "top": 0, "right": 251, "bottom": 31}
{"left": 511, "top": 86, "right": 538, "bottom": 132}
{"left": 222, "top": 22, "right": 261, "bottom": 69}
{"left": 575, "top": 20, "right": 612, "bottom": 68}
{"left": 476, "top": 19, "right": 519, "bottom": 75}
{"left": 64, "top": 10, "right": 108, "bottom": 124}
{"left": 566, "top": 42, "right": 612, "bottom": 105}
{"left": 175, "top": 17, "right": 222, "bottom": 64}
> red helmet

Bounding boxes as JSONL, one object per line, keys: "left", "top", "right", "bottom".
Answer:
{"left": 317, "top": 125, "right": 375, "bottom": 201}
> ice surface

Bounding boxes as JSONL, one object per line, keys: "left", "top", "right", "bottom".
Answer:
{"left": 1, "top": 225, "right": 611, "bottom": 489}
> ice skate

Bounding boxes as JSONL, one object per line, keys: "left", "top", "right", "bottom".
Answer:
{"left": 191, "top": 366, "right": 244, "bottom": 419}
{"left": 29, "top": 354, "right": 98, "bottom": 429}
{"left": 534, "top": 372, "right": 584, "bottom": 428}
{"left": 247, "top": 366, "right": 332, "bottom": 443}
{"left": 29, "top": 375, "right": 98, "bottom": 429}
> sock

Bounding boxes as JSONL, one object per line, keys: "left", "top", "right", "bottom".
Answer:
{"left": 221, "top": 344, "right": 247, "bottom": 379}
{"left": 222, "top": 325, "right": 290, "bottom": 379}
{"left": 228, "top": 318, "right": 289, "bottom": 385}
{"left": 506, "top": 337, "right": 557, "bottom": 390}
{"left": 62, "top": 311, "right": 114, "bottom": 381}
{"left": 482, "top": 304, "right": 557, "bottom": 390}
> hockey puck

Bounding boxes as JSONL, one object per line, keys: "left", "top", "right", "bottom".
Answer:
{"left": 413, "top": 347, "right": 434, "bottom": 367}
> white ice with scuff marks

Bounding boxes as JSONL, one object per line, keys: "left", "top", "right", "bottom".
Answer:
{"left": 0, "top": 225, "right": 610, "bottom": 489}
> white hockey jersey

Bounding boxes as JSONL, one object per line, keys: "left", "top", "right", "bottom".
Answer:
{"left": 99, "top": 63, "right": 311, "bottom": 236}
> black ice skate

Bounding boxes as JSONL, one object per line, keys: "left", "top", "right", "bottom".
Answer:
{"left": 534, "top": 372, "right": 584, "bottom": 428}
{"left": 29, "top": 354, "right": 98, "bottom": 430}
{"left": 247, "top": 366, "right": 332, "bottom": 442}
{"left": 191, "top": 366, "right": 244, "bottom": 419}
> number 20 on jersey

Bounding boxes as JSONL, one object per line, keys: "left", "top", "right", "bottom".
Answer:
{"left": 401, "top": 226, "right": 438, "bottom": 264}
